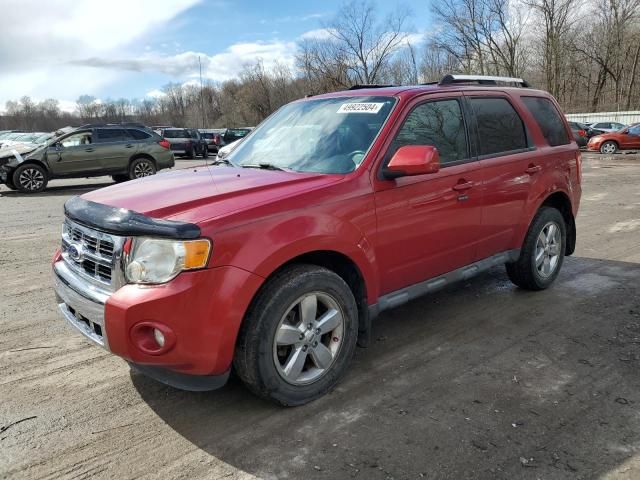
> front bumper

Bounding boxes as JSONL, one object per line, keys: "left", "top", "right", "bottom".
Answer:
{"left": 53, "top": 259, "right": 264, "bottom": 381}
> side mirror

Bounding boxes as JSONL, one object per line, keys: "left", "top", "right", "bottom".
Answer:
{"left": 383, "top": 145, "right": 440, "bottom": 179}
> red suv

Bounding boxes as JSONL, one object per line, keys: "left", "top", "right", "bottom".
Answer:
{"left": 52, "top": 75, "right": 582, "bottom": 406}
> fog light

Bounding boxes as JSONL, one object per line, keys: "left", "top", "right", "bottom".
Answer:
{"left": 153, "top": 328, "right": 165, "bottom": 347}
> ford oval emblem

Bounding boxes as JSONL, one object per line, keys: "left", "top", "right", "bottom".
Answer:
{"left": 68, "top": 243, "right": 84, "bottom": 262}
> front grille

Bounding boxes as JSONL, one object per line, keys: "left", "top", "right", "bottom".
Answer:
{"left": 61, "top": 219, "right": 123, "bottom": 288}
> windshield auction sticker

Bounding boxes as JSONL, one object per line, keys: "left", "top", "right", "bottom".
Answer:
{"left": 337, "top": 102, "right": 385, "bottom": 114}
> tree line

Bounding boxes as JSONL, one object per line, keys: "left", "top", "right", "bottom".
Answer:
{"left": 1, "top": 0, "right": 639, "bottom": 132}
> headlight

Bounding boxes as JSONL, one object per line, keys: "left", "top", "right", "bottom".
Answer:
{"left": 125, "top": 237, "right": 211, "bottom": 284}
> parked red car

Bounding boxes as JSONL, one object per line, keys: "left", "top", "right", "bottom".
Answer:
{"left": 587, "top": 123, "right": 640, "bottom": 153}
{"left": 52, "top": 75, "right": 582, "bottom": 405}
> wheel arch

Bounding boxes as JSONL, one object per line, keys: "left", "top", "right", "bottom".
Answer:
{"left": 247, "top": 249, "right": 372, "bottom": 347}
{"left": 539, "top": 191, "right": 576, "bottom": 255}
{"left": 128, "top": 153, "right": 157, "bottom": 168}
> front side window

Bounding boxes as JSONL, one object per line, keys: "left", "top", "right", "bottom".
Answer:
{"left": 471, "top": 97, "right": 528, "bottom": 156}
{"left": 60, "top": 131, "right": 92, "bottom": 147}
{"left": 388, "top": 99, "right": 468, "bottom": 165}
{"left": 228, "top": 96, "right": 396, "bottom": 174}
{"left": 522, "top": 96, "right": 570, "bottom": 147}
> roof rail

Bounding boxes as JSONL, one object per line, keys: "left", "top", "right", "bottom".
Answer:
{"left": 438, "top": 74, "right": 530, "bottom": 88}
{"left": 78, "top": 122, "right": 150, "bottom": 129}
{"left": 348, "top": 84, "right": 396, "bottom": 90}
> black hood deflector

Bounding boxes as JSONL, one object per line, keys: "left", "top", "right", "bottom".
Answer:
{"left": 64, "top": 196, "right": 201, "bottom": 239}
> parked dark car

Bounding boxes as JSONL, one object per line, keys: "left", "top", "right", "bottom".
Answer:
{"left": 160, "top": 128, "right": 208, "bottom": 158}
{"left": 198, "top": 128, "right": 226, "bottom": 153}
{"left": 0, "top": 125, "right": 174, "bottom": 193}
{"left": 568, "top": 121, "right": 588, "bottom": 147}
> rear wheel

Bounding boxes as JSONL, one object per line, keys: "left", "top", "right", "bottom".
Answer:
{"left": 506, "top": 207, "right": 566, "bottom": 290}
{"left": 234, "top": 264, "right": 359, "bottom": 406}
{"left": 128, "top": 157, "right": 156, "bottom": 180}
{"left": 13, "top": 164, "right": 48, "bottom": 193}
{"left": 202, "top": 147, "right": 209, "bottom": 159}
{"left": 600, "top": 141, "right": 618, "bottom": 154}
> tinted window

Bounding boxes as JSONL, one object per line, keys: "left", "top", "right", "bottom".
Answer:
{"left": 224, "top": 128, "right": 251, "bottom": 142}
{"left": 390, "top": 99, "right": 468, "bottom": 165}
{"left": 522, "top": 97, "right": 570, "bottom": 147}
{"left": 127, "top": 129, "right": 151, "bottom": 140}
{"left": 163, "top": 129, "right": 189, "bottom": 138}
{"left": 628, "top": 125, "right": 640, "bottom": 135}
{"left": 471, "top": 97, "right": 527, "bottom": 156}
{"left": 95, "top": 128, "right": 127, "bottom": 142}
{"left": 593, "top": 122, "right": 610, "bottom": 129}
{"left": 200, "top": 132, "right": 214, "bottom": 139}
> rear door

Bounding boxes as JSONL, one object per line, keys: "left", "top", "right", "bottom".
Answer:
{"left": 469, "top": 93, "right": 575, "bottom": 258}
{"left": 93, "top": 128, "right": 134, "bottom": 171}
{"left": 372, "top": 93, "right": 484, "bottom": 294}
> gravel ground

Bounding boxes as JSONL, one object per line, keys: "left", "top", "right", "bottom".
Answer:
{"left": 1, "top": 153, "right": 639, "bottom": 480}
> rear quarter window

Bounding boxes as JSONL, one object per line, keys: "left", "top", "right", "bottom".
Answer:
{"left": 127, "top": 129, "right": 151, "bottom": 140}
{"left": 470, "top": 97, "right": 528, "bottom": 156}
{"left": 521, "top": 97, "right": 570, "bottom": 147}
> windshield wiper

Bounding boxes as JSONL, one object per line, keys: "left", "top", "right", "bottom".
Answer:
{"left": 241, "top": 163, "right": 288, "bottom": 171}
{"left": 209, "top": 157, "right": 235, "bottom": 167}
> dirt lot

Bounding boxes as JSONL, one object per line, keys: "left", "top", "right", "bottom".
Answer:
{"left": 1, "top": 153, "right": 640, "bottom": 480}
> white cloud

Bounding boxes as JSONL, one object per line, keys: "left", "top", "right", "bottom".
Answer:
{"left": 146, "top": 89, "right": 166, "bottom": 99}
{"left": 72, "top": 41, "right": 298, "bottom": 84}
{"left": 0, "top": 0, "right": 201, "bottom": 106}
{"left": 299, "top": 28, "right": 337, "bottom": 41}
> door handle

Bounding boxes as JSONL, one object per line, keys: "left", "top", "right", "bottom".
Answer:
{"left": 452, "top": 180, "right": 474, "bottom": 191}
{"left": 125, "top": 144, "right": 134, "bottom": 148}
{"left": 84, "top": 148, "right": 94, "bottom": 152}
{"left": 525, "top": 164, "right": 542, "bottom": 174}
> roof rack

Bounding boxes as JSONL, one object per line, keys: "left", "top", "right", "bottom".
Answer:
{"left": 78, "top": 122, "right": 150, "bottom": 129}
{"left": 348, "top": 84, "right": 396, "bottom": 90}
{"left": 438, "top": 74, "right": 530, "bottom": 88}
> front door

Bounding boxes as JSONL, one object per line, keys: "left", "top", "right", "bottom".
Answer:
{"left": 48, "top": 130, "right": 102, "bottom": 176}
{"left": 619, "top": 125, "right": 640, "bottom": 149}
{"left": 372, "top": 95, "right": 484, "bottom": 295}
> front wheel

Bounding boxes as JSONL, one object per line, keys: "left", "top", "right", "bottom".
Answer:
{"left": 129, "top": 158, "right": 156, "bottom": 180}
{"left": 506, "top": 207, "right": 566, "bottom": 290}
{"left": 202, "top": 147, "right": 209, "bottom": 159}
{"left": 13, "top": 164, "right": 48, "bottom": 193}
{"left": 234, "top": 264, "right": 359, "bottom": 406}
{"left": 600, "top": 141, "right": 618, "bottom": 154}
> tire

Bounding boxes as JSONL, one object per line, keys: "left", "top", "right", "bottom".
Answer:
{"left": 112, "top": 174, "right": 129, "bottom": 183}
{"left": 202, "top": 147, "right": 209, "bottom": 159}
{"left": 506, "top": 207, "right": 566, "bottom": 290}
{"left": 185, "top": 149, "right": 194, "bottom": 159}
{"left": 3, "top": 178, "right": 17, "bottom": 190}
{"left": 234, "top": 264, "right": 359, "bottom": 406}
{"left": 128, "top": 157, "right": 156, "bottom": 180}
{"left": 12, "top": 164, "right": 48, "bottom": 193}
{"left": 600, "top": 141, "right": 618, "bottom": 154}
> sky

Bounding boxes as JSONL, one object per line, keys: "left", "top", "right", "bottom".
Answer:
{"left": 0, "top": 0, "right": 431, "bottom": 113}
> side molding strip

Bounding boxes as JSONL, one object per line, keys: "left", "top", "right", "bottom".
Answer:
{"left": 369, "top": 249, "right": 520, "bottom": 318}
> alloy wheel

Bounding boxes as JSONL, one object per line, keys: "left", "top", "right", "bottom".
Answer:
{"left": 273, "top": 292, "right": 345, "bottom": 385}
{"left": 19, "top": 167, "right": 45, "bottom": 191}
{"left": 601, "top": 142, "right": 616, "bottom": 154}
{"left": 133, "top": 161, "right": 154, "bottom": 178}
{"left": 535, "top": 221, "right": 562, "bottom": 278}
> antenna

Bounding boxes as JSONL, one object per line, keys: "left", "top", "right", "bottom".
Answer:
{"left": 199, "top": 56, "right": 206, "bottom": 128}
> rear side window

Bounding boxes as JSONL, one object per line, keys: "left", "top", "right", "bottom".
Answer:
{"left": 127, "top": 129, "right": 151, "bottom": 140}
{"left": 470, "top": 97, "right": 528, "bottom": 156}
{"left": 522, "top": 97, "right": 570, "bottom": 147}
{"left": 390, "top": 99, "right": 468, "bottom": 165}
{"left": 95, "top": 128, "right": 128, "bottom": 143}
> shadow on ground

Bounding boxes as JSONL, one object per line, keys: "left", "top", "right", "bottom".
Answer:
{"left": 132, "top": 256, "right": 640, "bottom": 479}
{"left": 0, "top": 182, "right": 114, "bottom": 198}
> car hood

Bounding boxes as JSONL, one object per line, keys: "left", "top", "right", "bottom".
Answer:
{"left": 82, "top": 165, "right": 340, "bottom": 224}
{"left": 0, "top": 142, "right": 38, "bottom": 157}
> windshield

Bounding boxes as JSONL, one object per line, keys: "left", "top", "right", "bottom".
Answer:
{"left": 228, "top": 96, "right": 396, "bottom": 174}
